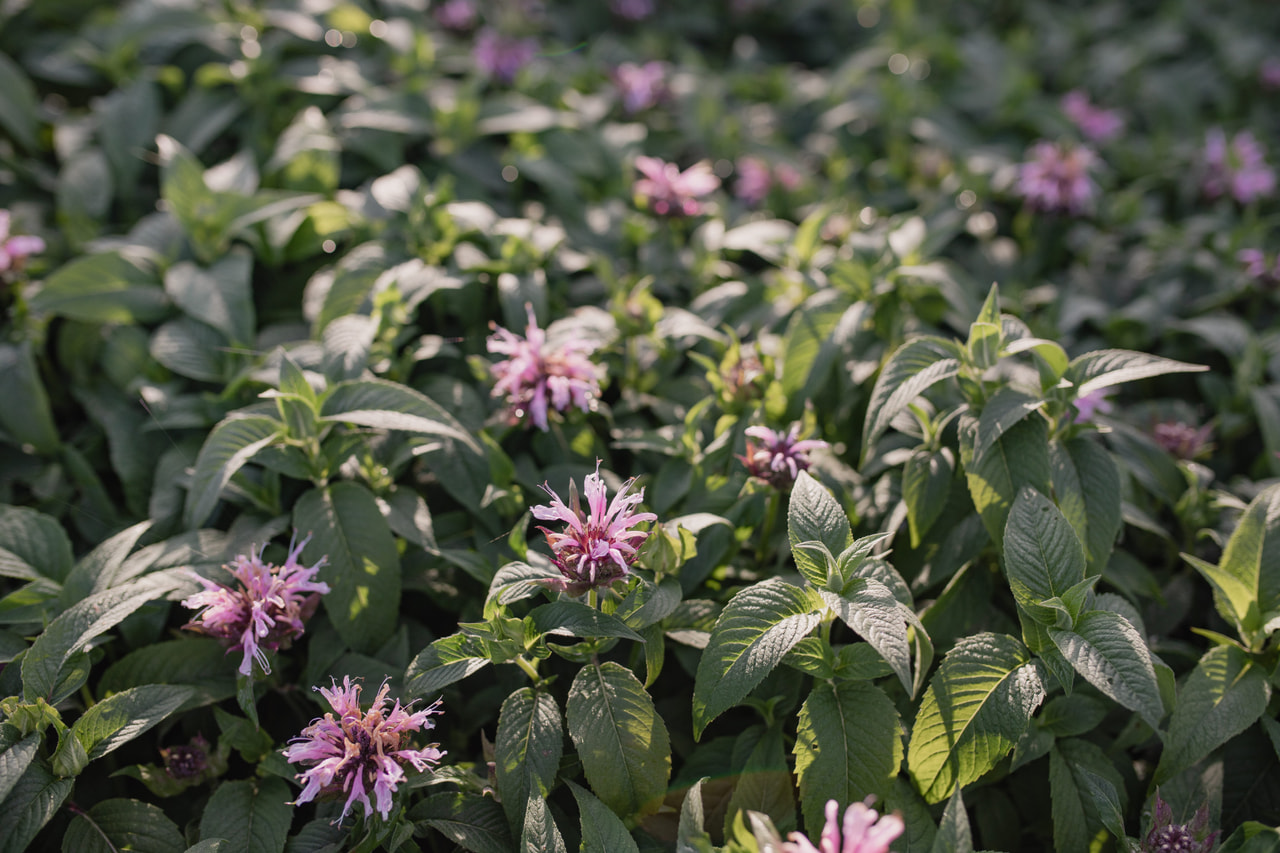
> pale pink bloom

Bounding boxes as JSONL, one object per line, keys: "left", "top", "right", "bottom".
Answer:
{"left": 611, "top": 0, "right": 655, "bottom": 20}
{"left": 487, "top": 304, "right": 603, "bottom": 431}
{"left": 0, "top": 210, "right": 45, "bottom": 273}
{"left": 532, "top": 461, "right": 657, "bottom": 595}
{"left": 775, "top": 162, "right": 804, "bottom": 191}
{"left": 740, "top": 424, "right": 828, "bottom": 489}
{"left": 434, "top": 0, "right": 476, "bottom": 31}
{"left": 1152, "top": 421, "right": 1213, "bottom": 461}
{"left": 773, "top": 798, "right": 904, "bottom": 853}
{"left": 1072, "top": 388, "right": 1114, "bottom": 424}
{"left": 1237, "top": 248, "right": 1280, "bottom": 285}
{"left": 181, "top": 535, "right": 330, "bottom": 676}
{"left": 1060, "top": 90, "right": 1123, "bottom": 144}
{"left": 1261, "top": 59, "right": 1280, "bottom": 90}
{"left": 634, "top": 156, "right": 720, "bottom": 216}
{"left": 284, "top": 677, "right": 444, "bottom": 823}
{"left": 1202, "top": 128, "right": 1275, "bottom": 204}
{"left": 735, "top": 157, "right": 773, "bottom": 206}
{"left": 473, "top": 28, "right": 537, "bottom": 83}
{"left": 613, "top": 61, "right": 668, "bottom": 113}
{"left": 1142, "top": 791, "right": 1217, "bottom": 853}
{"left": 1017, "top": 140, "right": 1099, "bottom": 215}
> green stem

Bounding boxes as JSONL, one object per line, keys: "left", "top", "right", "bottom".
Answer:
{"left": 756, "top": 489, "right": 781, "bottom": 567}
{"left": 514, "top": 655, "right": 541, "bottom": 684}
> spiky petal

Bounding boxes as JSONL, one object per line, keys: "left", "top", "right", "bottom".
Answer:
{"left": 487, "top": 304, "right": 603, "bottom": 431}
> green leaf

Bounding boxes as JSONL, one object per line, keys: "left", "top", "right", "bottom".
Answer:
{"left": 23, "top": 573, "right": 183, "bottom": 704}
{"left": 151, "top": 316, "right": 227, "bottom": 382}
{"left": 1003, "top": 487, "right": 1087, "bottom": 619}
{"left": 566, "top": 661, "right": 670, "bottom": 820}
{"left": 692, "top": 578, "right": 822, "bottom": 738}
{"left": 569, "top": 781, "right": 640, "bottom": 853}
{"left": 0, "top": 505, "right": 74, "bottom": 584}
{"left": 904, "top": 448, "right": 956, "bottom": 548}
{"left": 883, "top": 775, "right": 939, "bottom": 852}
{"left": 0, "top": 734, "right": 39, "bottom": 806}
{"left": 930, "top": 789, "right": 974, "bottom": 853}
{"left": 411, "top": 792, "right": 512, "bottom": 853}
{"left": 72, "top": 685, "right": 194, "bottom": 761}
{"left": 0, "top": 52, "right": 39, "bottom": 150}
{"left": 971, "top": 389, "right": 1044, "bottom": 464}
{"left": 1048, "top": 746, "right": 1091, "bottom": 853}
{"left": 320, "top": 378, "right": 481, "bottom": 452}
{"left": 677, "top": 777, "right": 711, "bottom": 851}
{"left": 1049, "top": 610, "right": 1164, "bottom": 730}
{"left": 724, "top": 726, "right": 794, "bottom": 838}
{"left": 959, "top": 412, "right": 1052, "bottom": 548}
{"left": 0, "top": 760, "right": 73, "bottom": 853}
{"left": 818, "top": 580, "right": 914, "bottom": 694}
{"left": 1048, "top": 739, "right": 1127, "bottom": 853}
{"left": 787, "top": 471, "right": 853, "bottom": 586}
{"left": 1066, "top": 349, "right": 1207, "bottom": 396}
{"left": 0, "top": 342, "right": 60, "bottom": 455}
{"left": 529, "top": 600, "right": 646, "bottom": 642}
{"left": 1217, "top": 822, "right": 1280, "bottom": 853}
{"left": 794, "top": 680, "right": 902, "bottom": 832}
{"left": 185, "top": 414, "right": 283, "bottom": 528}
{"left": 1002, "top": 337, "right": 1070, "bottom": 382}
{"left": 522, "top": 795, "right": 568, "bottom": 853}
{"left": 780, "top": 292, "right": 847, "bottom": 418}
{"left": 1155, "top": 644, "right": 1271, "bottom": 783}
{"left": 1062, "top": 439, "right": 1121, "bottom": 576}
{"left": 198, "top": 778, "right": 292, "bottom": 853}
{"left": 294, "top": 482, "right": 401, "bottom": 653}
{"left": 495, "top": 688, "right": 563, "bottom": 834}
{"left": 164, "top": 250, "right": 256, "bottom": 344}
{"left": 28, "top": 253, "right": 167, "bottom": 324}
{"left": 313, "top": 241, "right": 387, "bottom": 334}
{"left": 98, "top": 637, "right": 236, "bottom": 708}
{"left": 62, "top": 798, "right": 186, "bottom": 853}
{"left": 862, "top": 337, "right": 963, "bottom": 460}
{"left": 907, "top": 633, "right": 1044, "bottom": 803}
{"left": 404, "top": 633, "right": 494, "bottom": 701}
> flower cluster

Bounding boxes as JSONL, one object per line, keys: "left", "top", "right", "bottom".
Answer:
{"left": 0, "top": 210, "right": 45, "bottom": 274}
{"left": 1237, "top": 248, "right": 1279, "bottom": 286}
{"left": 613, "top": 61, "right": 668, "bottom": 114}
{"left": 1072, "top": 388, "right": 1114, "bottom": 424}
{"left": 1017, "top": 140, "right": 1099, "bottom": 215}
{"left": 611, "top": 0, "right": 655, "bottom": 21}
{"left": 487, "top": 304, "right": 603, "bottom": 431}
{"left": 532, "top": 462, "right": 656, "bottom": 595}
{"left": 740, "top": 424, "right": 828, "bottom": 489}
{"left": 161, "top": 735, "right": 214, "bottom": 781}
{"left": 634, "top": 156, "right": 720, "bottom": 216}
{"left": 434, "top": 0, "right": 476, "bottom": 31}
{"left": 733, "top": 157, "right": 803, "bottom": 206}
{"left": 1141, "top": 792, "right": 1218, "bottom": 853}
{"left": 181, "top": 535, "right": 330, "bottom": 676}
{"left": 1202, "top": 128, "right": 1275, "bottom": 204}
{"left": 1152, "top": 421, "right": 1213, "bottom": 461}
{"left": 1060, "top": 90, "right": 1123, "bottom": 144}
{"left": 755, "top": 798, "right": 904, "bottom": 853}
{"left": 473, "top": 28, "right": 538, "bottom": 83}
{"left": 284, "top": 677, "right": 444, "bottom": 823}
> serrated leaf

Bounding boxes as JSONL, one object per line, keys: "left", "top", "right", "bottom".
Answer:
{"left": 1049, "top": 610, "right": 1164, "bottom": 730}
{"left": 780, "top": 292, "right": 846, "bottom": 418}
{"left": 485, "top": 559, "right": 562, "bottom": 617}
{"left": 0, "top": 505, "right": 74, "bottom": 584}
{"left": 794, "top": 680, "right": 902, "bottom": 832}
{"left": 818, "top": 580, "right": 914, "bottom": 694}
{"left": 60, "top": 520, "right": 152, "bottom": 605}
{"left": 72, "top": 685, "right": 194, "bottom": 761}
{"left": 787, "top": 471, "right": 853, "bottom": 586}
{"left": 98, "top": 637, "right": 236, "bottom": 708}
{"left": 0, "top": 734, "right": 39, "bottom": 806}
{"left": 930, "top": 789, "right": 974, "bottom": 853}
{"left": 904, "top": 448, "right": 956, "bottom": 548}
{"left": 863, "top": 337, "right": 963, "bottom": 459}
{"left": 692, "top": 578, "right": 822, "bottom": 738}
{"left": 320, "top": 378, "right": 480, "bottom": 452}
{"left": 411, "top": 792, "right": 513, "bottom": 853}
{"left": 569, "top": 781, "right": 641, "bottom": 853}
{"left": 724, "top": 726, "right": 794, "bottom": 838}
{"left": 164, "top": 250, "right": 256, "bottom": 344}
{"left": 522, "top": 794, "right": 567, "bottom": 853}
{"left": 185, "top": 414, "right": 283, "bottom": 527}
{"left": 198, "top": 778, "right": 292, "bottom": 853}
{"left": 1003, "top": 487, "right": 1087, "bottom": 619}
{"left": 0, "top": 342, "right": 60, "bottom": 455}
{"left": 0, "top": 760, "right": 73, "bottom": 853}
{"left": 1067, "top": 349, "right": 1206, "bottom": 396}
{"left": 294, "top": 482, "right": 401, "bottom": 653}
{"left": 907, "top": 633, "right": 1044, "bottom": 803}
{"left": 62, "top": 798, "right": 186, "bottom": 853}
{"left": 529, "top": 600, "right": 645, "bottom": 642}
{"left": 971, "top": 389, "right": 1044, "bottom": 464}
{"left": 151, "top": 316, "right": 227, "bottom": 382}
{"left": 1048, "top": 746, "right": 1092, "bottom": 853}
{"left": 28, "top": 253, "right": 167, "bottom": 324}
{"left": 959, "top": 412, "right": 1052, "bottom": 548}
{"left": 1063, "top": 439, "right": 1121, "bottom": 575}
{"left": 1155, "top": 644, "right": 1271, "bottom": 784}
{"left": 1049, "top": 739, "right": 1127, "bottom": 853}
{"left": 677, "top": 777, "right": 710, "bottom": 852}
{"left": 495, "top": 688, "right": 562, "bottom": 834}
{"left": 567, "top": 661, "right": 670, "bottom": 820}
{"left": 404, "top": 633, "right": 493, "bottom": 701}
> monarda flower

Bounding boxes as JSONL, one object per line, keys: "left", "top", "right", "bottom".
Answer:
{"left": 284, "top": 677, "right": 444, "bottom": 823}
{"left": 0, "top": 210, "right": 45, "bottom": 274}
{"left": 473, "top": 28, "right": 537, "bottom": 83}
{"left": 753, "top": 797, "right": 904, "bottom": 853}
{"left": 1142, "top": 792, "right": 1218, "bottom": 853}
{"left": 1017, "top": 140, "right": 1100, "bottom": 215}
{"left": 181, "top": 535, "right": 329, "bottom": 676}
{"left": 611, "top": 0, "right": 655, "bottom": 21}
{"left": 161, "top": 735, "right": 213, "bottom": 781}
{"left": 1072, "top": 388, "right": 1114, "bottom": 424}
{"left": 487, "top": 305, "right": 603, "bottom": 431}
{"left": 634, "top": 156, "right": 720, "bottom": 217}
{"left": 433, "top": 0, "right": 477, "bottom": 31}
{"left": 532, "top": 462, "right": 657, "bottom": 595}
{"left": 613, "top": 61, "right": 668, "bottom": 114}
{"left": 1202, "top": 128, "right": 1275, "bottom": 204}
{"left": 1060, "top": 90, "right": 1123, "bottom": 144}
{"left": 1152, "top": 421, "right": 1214, "bottom": 461}
{"left": 740, "top": 424, "right": 828, "bottom": 489}
{"left": 734, "top": 156, "right": 774, "bottom": 206}
{"left": 1238, "top": 248, "right": 1280, "bottom": 286}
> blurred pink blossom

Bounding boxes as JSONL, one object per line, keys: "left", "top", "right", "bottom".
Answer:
{"left": 634, "top": 155, "right": 720, "bottom": 216}
{"left": 0, "top": 210, "right": 45, "bottom": 273}
{"left": 613, "top": 61, "right": 668, "bottom": 113}
{"left": 611, "top": 0, "right": 655, "bottom": 20}
{"left": 473, "top": 28, "right": 537, "bottom": 83}
{"left": 1261, "top": 58, "right": 1280, "bottom": 90}
{"left": 433, "top": 0, "right": 476, "bottom": 31}
{"left": 1202, "top": 128, "right": 1275, "bottom": 204}
{"left": 1152, "top": 421, "right": 1213, "bottom": 461}
{"left": 1072, "top": 388, "right": 1114, "bottom": 424}
{"left": 487, "top": 304, "right": 603, "bottom": 431}
{"left": 1017, "top": 140, "right": 1099, "bottom": 215}
{"left": 734, "top": 157, "right": 773, "bottom": 205}
{"left": 1060, "top": 90, "right": 1123, "bottom": 144}
{"left": 757, "top": 798, "right": 904, "bottom": 853}
{"left": 1237, "top": 248, "right": 1280, "bottom": 285}
{"left": 740, "top": 424, "right": 828, "bottom": 489}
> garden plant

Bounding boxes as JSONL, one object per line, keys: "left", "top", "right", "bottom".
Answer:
{"left": 2, "top": 0, "right": 1280, "bottom": 851}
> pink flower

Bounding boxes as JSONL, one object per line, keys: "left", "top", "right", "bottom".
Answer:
{"left": 181, "top": 535, "right": 330, "bottom": 676}
{"left": 1152, "top": 421, "right": 1213, "bottom": 461}
{"left": 611, "top": 0, "right": 655, "bottom": 20}
{"left": 487, "top": 304, "right": 603, "bottom": 431}
{"left": 473, "top": 28, "right": 537, "bottom": 83}
{"left": 770, "top": 798, "right": 905, "bottom": 853}
{"left": 0, "top": 210, "right": 45, "bottom": 273}
{"left": 1238, "top": 248, "right": 1280, "bottom": 285}
{"left": 634, "top": 156, "right": 720, "bottom": 216}
{"left": 1261, "top": 59, "right": 1280, "bottom": 90}
{"left": 532, "top": 462, "right": 657, "bottom": 595}
{"left": 1017, "top": 140, "right": 1099, "bottom": 215}
{"left": 284, "top": 677, "right": 444, "bottom": 823}
{"left": 433, "top": 0, "right": 476, "bottom": 31}
{"left": 1203, "top": 128, "right": 1275, "bottom": 204}
{"left": 735, "top": 157, "right": 774, "bottom": 206}
{"left": 1141, "top": 791, "right": 1217, "bottom": 853}
{"left": 613, "top": 61, "right": 668, "bottom": 113}
{"left": 1072, "top": 388, "right": 1114, "bottom": 424}
{"left": 740, "top": 424, "right": 828, "bottom": 489}
{"left": 1060, "top": 90, "right": 1124, "bottom": 144}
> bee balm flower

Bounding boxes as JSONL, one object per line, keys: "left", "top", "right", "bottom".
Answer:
{"left": 1017, "top": 140, "right": 1099, "bottom": 215}
{"left": 1060, "top": 90, "right": 1123, "bottom": 144}
{"left": 1202, "top": 128, "right": 1275, "bottom": 204}
{"left": 181, "top": 535, "right": 329, "bottom": 676}
{"left": 487, "top": 305, "right": 603, "bottom": 431}
{"left": 473, "top": 28, "right": 537, "bottom": 83}
{"left": 633, "top": 156, "right": 720, "bottom": 216}
{"left": 532, "top": 462, "right": 657, "bottom": 595}
{"left": 754, "top": 797, "right": 904, "bottom": 853}
{"left": 1141, "top": 792, "right": 1217, "bottom": 853}
{"left": 0, "top": 210, "right": 45, "bottom": 273}
{"left": 284, "top": 677, "right": 444, "bottom": 823}
{"left": 740, "top": 424, "right": 828, "bottom": 489}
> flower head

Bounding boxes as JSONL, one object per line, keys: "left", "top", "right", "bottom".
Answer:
{"left": 434, "top": 0, "right": 477, "bottom": 31}
{"left": 487, "top": 304, "right": 603, "bottom": 431}
{"left": 473, "top": 28, "right": 537, "bottom": 83}
{"left": 1072, "top": 388, "right": 1114, "bottom": 424}
{"left": 611, "top": 0, "right": 655, "bottom": 20}
{"left": 1261, "top": 59, "right": 1280, "bottom": 90}
{"left": 754, "top": 798, "right": 904, "bottom": 853}
{"left": 1060, "top": 90, "right": 1124, "bottom": 144}
{"left": 284, "top": 677, "right": 444, "bottom": 823}
{"left": 741, "top": 424, "right": 828, "bottom": 489}
{"left": 1142, "top": 792, "right": 1218, "bottom": 853}
{"left": 634, "top": 156, "right": 720, "bottom": 217}
{"left": 1238, "top": 248, "right": 1280, "bottom": 286}
{"left": 1203, "top": 128, "right": 1275, "bottom": 204}
{"left": 0, "top": 210, "right": 45, "bottom": 274}
{"left": 735, "top": 156, "right": 774, "bottom": 206}
{"left": 181, "top": 535, "right": 330, "bottom": 676}
{"left": 161, "top": 735, "right": 213, "bottom": 781}
{"left": 532, "top": 462, "right": 657, "bottom": 595}
{"left": 1017, "top": 140, "right": 1100, "bottom": 215}
{"left": 613, "top": 61, "right": 668, "bottom": 114}
{"left": 1152, "top": 421, "right": 1214, "bottom": 461}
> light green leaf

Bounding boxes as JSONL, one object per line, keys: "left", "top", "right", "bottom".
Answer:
{"left": 1067, "top": 349, "right": 1207, "bottom": 396}
{"left": 863, "top": 337, "right": 963, "bottom": 460}
{"left": 818, "top": 580, "right": 914, "bottom": 694}
{"left": 971, "top": 389, "right": 1044, "bottom": 464}
{"left": 569, "top": 781, "right": 641, "bottom": 853}
{"left": 320, "top": 378, "right": 481, "bottom": 452}
{"left": 61, "top": 798, "right": 186, "bottom": 853}
{"left": 185, "top": 414, "right": 283, "bottom": 528}
{"left": 1049, "top": 610, "right": 1164, "bottom": 730}
{"left": 198, "top": 778, "right": 291, "bottom": 853}
{"left": 403, "top": 633, "right": 493, "bottom": 701}
{"left": 1002, "top": 337, "right": 1070, "bottom": 382}
{"left": 495, "top": 688, "right": 563, "bottom": 834}
{"left": 959, "top": 412, "right": 1052, "bottom": 548}
{"left": 780, "top": 292, "right": 847, "bottom": 418}
{"left": 677, "top": 778, "right": 711, "bottom": 852}
{"left": 28, "top": 253, "right": 167, "bottom": 324}
{"left": 1003, "top": 487, "right": 1087, "bottom": 619}
{"left": 787, "top": 471, "right": 852, "bottom": 587}
{"left": 72, "top": 685, "right": 194, "bottom": 761}
{"left": 907, "top": 633, "right": 1044, "bottom": 803}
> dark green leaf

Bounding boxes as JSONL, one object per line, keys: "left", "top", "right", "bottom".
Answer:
{"left": 495, "top": 688, "right": 562, "bottom": 834}
{"left": 1003, "top": 487, "right": 1087, "bottom": 618}
{"left": 0, "top": 342, "right": 60, "bottom": 455}
{"left": 185, "top": 414, "right": 284, "bottom": 528}
{"left": 0, "top": 734, "right": 39, "bottom": 805}
{"left": 0, "top": 52, "right": 39, "bottom": 150}
{"left": 28, "top": 253, "right": 167, "bottom": 324}
{"left": 569, "top": 781, "right": 640, "bottom": 853}
{"left": 959, "top": 412, "right": 1052, "bottom": 548}
{"left": 164, "top": 250, "right": 256, "bottom": 344}
{"left": 521, "top": 795, "right": 567, "bottom": 853}
{"left": 930, "top": 789, "right": 974, "bottom": 853}
{"left": 72, "top": 685, "right": 194, "bottom": 761}
{"left": 411, "top": 792, "right": 512, "bottom": 853}
{"left": 62, "top": 798, "right": 185, "bottom": 853}
{"left": 818, "top": 579, "right": 915, "bottom": 694}
{"left": 1066, "top": 349, "right": 1207, "bottom": 396}
{"left": 0, "top": 760, "right": 73, "bottom": 853}
{"left": 787, "top": 471, "right": 853, "bottom": 587}
{"left": 403, "top": 633, "right": 493, "bottom": 701}
{"left": 0, "top": 505, "right": 74, "bottom": 584}
{"left": 1049, "top": 610, "right": 1164, "bottom": 730}
{"left": 320, "top": 378, "right": 480, "bottom": 452}
{"left": 971, "top": 389, "right": 1044, "bottom": 464}
{"left": 904, "top": 448, "right": 956, "bottom": 548}
{"left": 530, "top": 600, "right": 645, "bottom": 642}
{"left": 198, "top": 778, "right": 292, "bottom": 853}
{"left": 863, "top": 336, "right": 963, "bottom": 460}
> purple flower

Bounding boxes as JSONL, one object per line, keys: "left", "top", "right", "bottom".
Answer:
{"left": 613, "top": 61, "right": 668, "bottom": 114}
{"left": 1060, "top": 90, "right": 1124, "bottom": 144}
{"left": 181, "top": 535, "right": 329, "bottom": 677}
{"left": 161, "top": 735, "right": 212, "bottom": 781}
{"left": 611, "top": 0, "right": 655, "bottom": 21}
{"left": 1072, "top": 388, "right": 1114, "bottom": 424}
{"left": 284, "top": 677, "right": 444, "bottom": 823}
{"left": 433, "top": 0, "right": 476, "bottom": 31}
{"left": 735, "top": 156, "right": 774, "bottom": 206}
{"left": 1152, "top": 421, "right": 1213, "bottom": 461}
{"left": 740, "top": 424, "right": 828, "bottom": 489}
{"left": 531, "top": 462, "right": 657, "bottom": 595}
{"left": 1238, "top": 248, "right": 1280, "bottom": 285}
{"left": 756, "top": 798, "right": 904, "bottom": 853}
{"left": 473, "top": 28, "right": 537, "bottom": 83}
{"left": 1261, "top": 59, "right": 1280, "bottom": 90}
{"left": 1203, "top": 128, "right": 1275, "bottom": 204}
{"left": 487, "top": 304, "right": 603, "bottom": 431}
{"left": 1142, "top": 792, "right": 1218, "bottom": 853}
{"left": 1017, "top": 140, "right": 1100, "bottom": 215}
{"left": 0, "top": 210, "right": 45, "bottom": 273}
{"left": 634, "top": 155, "right": 720, "bottom": 217}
